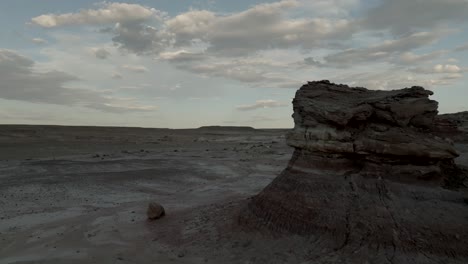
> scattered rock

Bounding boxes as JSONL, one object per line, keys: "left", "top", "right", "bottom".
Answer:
{"left": 147, "top": 202, "right": 165, "bottom": 220}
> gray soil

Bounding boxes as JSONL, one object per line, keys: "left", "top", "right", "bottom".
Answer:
{"left": 0, "top": 125, "right": 467, "bottom": 264}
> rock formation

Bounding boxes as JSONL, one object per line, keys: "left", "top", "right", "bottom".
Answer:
{"left": 240, "top": 81, "right": 468, "bottom": 260}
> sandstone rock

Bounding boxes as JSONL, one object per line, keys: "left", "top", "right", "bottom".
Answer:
{"left": 147, "top": 202, "right": 165, "bottom": 220}
{"left": 284, "top": 81, "right": 462, "bottom": 185}
{"left": 240, "top": 80, "right": 468, "bottom": 262}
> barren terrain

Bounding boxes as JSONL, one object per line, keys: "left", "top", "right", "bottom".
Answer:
{"left": 0, "top": 125, "right": 467, "bottom": 264}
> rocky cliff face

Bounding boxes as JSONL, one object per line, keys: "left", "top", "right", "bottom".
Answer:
{"left": 285, "top": 80, "right": 463, "bottom": 186}
{"left": 240, "top": 81, "right": 468, "bottom": 260}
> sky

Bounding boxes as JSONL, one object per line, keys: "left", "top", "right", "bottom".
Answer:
{"left": 0, "top": 0, "right": 467, "bottom": 128}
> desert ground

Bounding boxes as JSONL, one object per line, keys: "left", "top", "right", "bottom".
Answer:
{"left": 1, "top": 125, "right": 467, "bottom": 264}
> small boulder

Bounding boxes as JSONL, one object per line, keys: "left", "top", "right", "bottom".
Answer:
{"left": 147, "top": 202, "right": 165, "bottom": 220}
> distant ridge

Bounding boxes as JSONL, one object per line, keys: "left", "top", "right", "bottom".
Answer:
{"left": 197, "top": 126, "right": 255, "bottom": 131}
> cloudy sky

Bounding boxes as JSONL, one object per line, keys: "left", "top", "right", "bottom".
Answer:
{"left": 1, "top": 0, "right": 467, "bottom": 128}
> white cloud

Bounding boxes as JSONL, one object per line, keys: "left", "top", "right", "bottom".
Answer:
{"left": 447, "top": 58, "right": 458, "bottom": 63}
{"left": 411, "top": 64, "right": 463, "bottom": 74}
{"left": 236, "top": 99, "right": 287, "bottom": 111}
{"left": 0, "top": 49, "right": 77, "bottom": 103}
{"left": 433, "top": 64, "right": 462, "bottom": 73}
{"left": 11, "top": 0, "right": 468, "bottom": 129}
{"left": 303, "top": 57, "right": 324, "bottom": 67}
{"left": 31, "top": 38, "right": 47, "bottom": 45}
{"left": 112, "top": 72, "right": 123, "bottom": 79}
{"left": 455, "top": 43, "right": 468, "bottom": 52}
{"left": 165, "top": 0, "right": 354, "bottom": 55}
{"left": 93, "top": 47, "right": 111, "bottom": 59}
{"left": 0, "top": 49, "right": 153, "bottom": 113}
{"left": 31, "top": 2, "right": 170, "bottom": 55}
{"left": 169, "top": 83, "right": 181, "bottom": 91}
{"left": 121, "top": 64, "right": 148, "bottom": 73}
{"left": 188, "top": 96, "right": 220, "bottom": 100}
{"left": 110, "top": 22, "right": 171, "bottom": 54}
{"left": 97, "top": 96, "right": 158, "bottom": 112}
{"left": 35, "top": 0, "right": 460, "bottom": 62}
{"left": 323, "top": 31, "right": 448, "bottom": 66}
{"left": 158, "top": 50, "right": 205, "bottom": 62}
{"left": 31, "top": 3, "right": 158, "bottom": 27}
{"left": 28, "top": 0, "right": 465, "bottom": 61}
{"left": 297, "top": 0, "right": 360, "bottom": 17}
{"left": 165, "top": 10, "right": 216, "bottom": 46}
{"left": 397, "top": 50, "right": 447, "bottom": 65}
{"left": 440, "top": 73, "right": 464, "bottom": 80}
{"left": 334, "top": 67, "right": 463, "bottom": 91}
{"left": 362, "top": 0, "right": 468, "bottom": 35}
{"left": 176, "top": 57, "right": 297, "bottom": 86}
{"left": 26, "top": 0, "right": 468, "bottom": 98}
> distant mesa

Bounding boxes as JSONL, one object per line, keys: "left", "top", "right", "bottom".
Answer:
{"left": 440, "top": 111, "right": 468, "bottom": 124}
{"left": 435, "top": 111, "right": 468, "bottom": 142}
{"left": 240, "top": 80, "right": 468, "bottom": 261}
{"left": 198, "top": 126, "right": 255, "bottom": 131}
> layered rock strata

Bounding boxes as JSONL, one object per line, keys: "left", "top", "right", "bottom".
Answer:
{"left": 241, "top": 81, "right": 468, "bottom": 258}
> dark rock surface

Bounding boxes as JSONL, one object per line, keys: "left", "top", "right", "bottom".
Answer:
{"left": 241, "top": 80, "right": 468, "bottom": 262}
{"left": 286, "top": 80, "right": 462, "bottom": 185}
{"left": 147, "top": 202, "right": 165, "bottom": 220}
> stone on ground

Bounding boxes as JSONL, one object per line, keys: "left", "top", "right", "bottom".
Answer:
{"left": 147, "top": 202, "right": 165, "bottom": 220}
